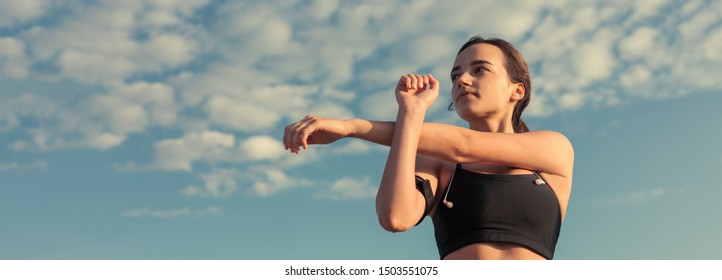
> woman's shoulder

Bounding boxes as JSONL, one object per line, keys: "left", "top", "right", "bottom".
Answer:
{"left": 525, "top": 130, "right": 574, "bottom": 152}
{"left": 525, "top": 129, "right": 570, "bottom": 140}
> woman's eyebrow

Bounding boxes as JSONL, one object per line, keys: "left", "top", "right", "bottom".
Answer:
{"left": 451, "top": 60, "right": 494, "bottom": 73}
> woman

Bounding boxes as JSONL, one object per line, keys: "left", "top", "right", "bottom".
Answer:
{"left": 283, "top": 36, "right": 574, "bottom": 260}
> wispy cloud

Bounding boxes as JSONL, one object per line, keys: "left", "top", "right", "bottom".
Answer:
{"left": 0, "top": 160, "right": 47, "bottom": 171}
{"left": 603, "top": 186, "right": 703, "bottom": 205}
{"left": 607, "top": 188, "right": 669, "bottom": 205}
{"left": 122, "top": 205, "right": 221, "bottom": 218}
{"left": 314, "top": 176, "right": 377, "bottom": 201}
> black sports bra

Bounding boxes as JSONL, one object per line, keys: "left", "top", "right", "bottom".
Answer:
{"left": 431, "top": 164, "right": 562, "bottom": 259}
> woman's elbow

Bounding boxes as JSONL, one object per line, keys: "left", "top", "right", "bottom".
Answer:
{"left": 377, "top": 214, "right": 415, "bottom": 233}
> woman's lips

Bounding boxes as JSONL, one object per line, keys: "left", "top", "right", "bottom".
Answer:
{"left": 457, "top": 91, "right": 475, "bottom": 101}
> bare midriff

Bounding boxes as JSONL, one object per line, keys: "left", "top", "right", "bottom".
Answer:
{"left": 443, "top": 242, "right": 546, "bottom": 260}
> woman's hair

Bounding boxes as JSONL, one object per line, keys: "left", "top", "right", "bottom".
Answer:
{"left": 452, "top": 36, "right": 532, "bottom": 133}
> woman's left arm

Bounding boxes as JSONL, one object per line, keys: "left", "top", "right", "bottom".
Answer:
{"left": 286, "top": 117, "right": 574, "bottom": 178}
{"left": 417, "top": 124, "right": 574, "bottom": 178}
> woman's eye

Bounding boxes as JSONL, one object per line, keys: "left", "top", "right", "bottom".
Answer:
{"left": 451, "top": 74, "right": 459, "bottom": 81}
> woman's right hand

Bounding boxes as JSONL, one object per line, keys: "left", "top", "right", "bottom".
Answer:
{"left": 395, "top": 74, "right": 439, "bottom": 113}
{"left": 283, "top": 115, "right": 352, "bottom": 154}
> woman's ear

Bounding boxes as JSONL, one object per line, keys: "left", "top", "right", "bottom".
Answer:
{"left": 510, "top": 83, "right": 525, "bottom": 102}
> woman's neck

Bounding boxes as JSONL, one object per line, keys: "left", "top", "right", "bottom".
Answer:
{"left": 467, "top": 118, "right": 515, "bottom": 133}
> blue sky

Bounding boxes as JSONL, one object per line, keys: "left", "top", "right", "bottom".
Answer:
{"left": 1, "top": 0, "right": 722, "bottom": 260}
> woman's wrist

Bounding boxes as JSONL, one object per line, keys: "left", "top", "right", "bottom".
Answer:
{"left": 397, "top": 106, "right": 427, "bottom": 122}
{"left": 345, "top": 118, "right": 361, "bottom": 138}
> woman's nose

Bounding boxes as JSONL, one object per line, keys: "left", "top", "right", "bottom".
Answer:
{"left": 455, "top": 72, "right": 471, "bottom": 87}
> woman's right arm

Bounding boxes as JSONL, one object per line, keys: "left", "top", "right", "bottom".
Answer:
{"left": 284, "top": 117, "right": 459, "bottom": 163}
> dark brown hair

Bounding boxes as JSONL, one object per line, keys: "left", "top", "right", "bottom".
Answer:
{"left": 452, "top": 36, "right": 532, "bottom": 133}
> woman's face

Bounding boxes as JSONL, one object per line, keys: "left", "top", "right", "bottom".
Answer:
{"left": 450, "top": 43, "right": 521, "bottom": 121}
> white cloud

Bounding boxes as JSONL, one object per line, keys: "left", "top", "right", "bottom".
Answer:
{"left": 151, "top": 132, "right": 286, "bottom": 172}
{"left": 80, "top": 132, "right": 127, "bottom": 150}
{"left": 329, "top": 139, "right": 385, "bottom": 156}
{"left": 360, "top": 91, "right": 398, "bottom": 120}
{"left": 239, "top": 135, "right": 285, "bottom": 161}
{"left": 182, "top": 169, "right": 241, "bottom": 199}
{"left": 22, "top": 128, "right": 49, "bottom": 151}
{"left": 246, "top": 166, "right": 311, "bottom": 197}
{"left": 308, "top": 0, "right": 338, "bottom": 21}
{"left": 0, "top": 37, "right": 29, "bottom": 78}
{"left": 0, "top": 108, "right": 19, "bottom": 132}
{"left": 628, "top": 0, "right": 668, "bottom": 24}
{"left": 0, "top": 0, "right": 48, "bottom": 27}
{"left": 1, "top": 81, "right": 180, "bottom": 151}
{"left": 407, "top": 34, "right": 456, "bottom": 68}
{"left": 122, "top": 205, "right": 221, "bottom": 218}
{"left": 181, "top": 165, "right": 313, "bottom": 199}
{"left": 523, "top": 93, "right": 554, "bottom": 118}
{"left": 558, "top": 92, "right": 586, "bottom": 111}
{"left": 314, "top": 176, "right": 377, "bottom": 201}
{"left": 620, "top": 64, "right": 652, "bottom": 93}
{"left": 153, "top": 130, "right": 235, "bottom": 172}
{"left": 219, "top": 3, "right": 296, "bottom": 56}
{"left": 111, "top": 82, "right": 178, "bottom": 127}
{"left": 701, "top": 27, "right": 722, "bottom": 61}
{"left": 174, "top": 64, "right": 324, "bottom": 131}
{"left": 171, "top": 67, "right": 272, "bottom": 106}
{"left": 57, "top": 49, "right": 135, "bottom": 85}
{"left": 250, "top": 85, "right": 322, "bottom": 119}
{"left": 152, "top": 0, "right": 210, "bottom": 16}
{"left": 306, "top": 102, "right": 355, "bottom": 120}
{"left": 618, "top": 27, "right": 660, "bottom": 59}
{"left": 204, "top": 96, "right": 281, "bottom": 132}
{"left": 1, "top": 94, "right": 129, "bottom": 151}
{"left": 141, "top": 10, "right": 179, "bottom": 27}
{"left": 319, "top": 87, "right": 356, "bottom": 103}
{"left": 140, "top": 0, "right": 210, "bottom": 27}
{"left": 133, "top": 34, "right": 198, "bottom": 71}
{"left": 86, "top": 95, "right": 149, "bottom": 134}
{"left": 19, "top": 0, "right": 206, "bottom": 86}
{"left": 572, "top": 38, "right": 616, "bottom": 86}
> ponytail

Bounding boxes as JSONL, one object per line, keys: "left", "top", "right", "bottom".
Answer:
{"left": 514, "top": 118, "right": 529, "bottom": 133}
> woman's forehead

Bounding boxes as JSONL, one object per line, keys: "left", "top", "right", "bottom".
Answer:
{"left": 452, "top": 43, "right": 505, "bottom": 68}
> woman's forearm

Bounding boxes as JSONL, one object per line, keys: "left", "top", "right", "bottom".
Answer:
{"left": 375, "top": 109, "right": 426, "bottom": 232}
{"left": 347, "top": 119, "right": 462, "bottom": 163}
{"left": 347, "top": 118, "right": 394, "bottom": 146}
